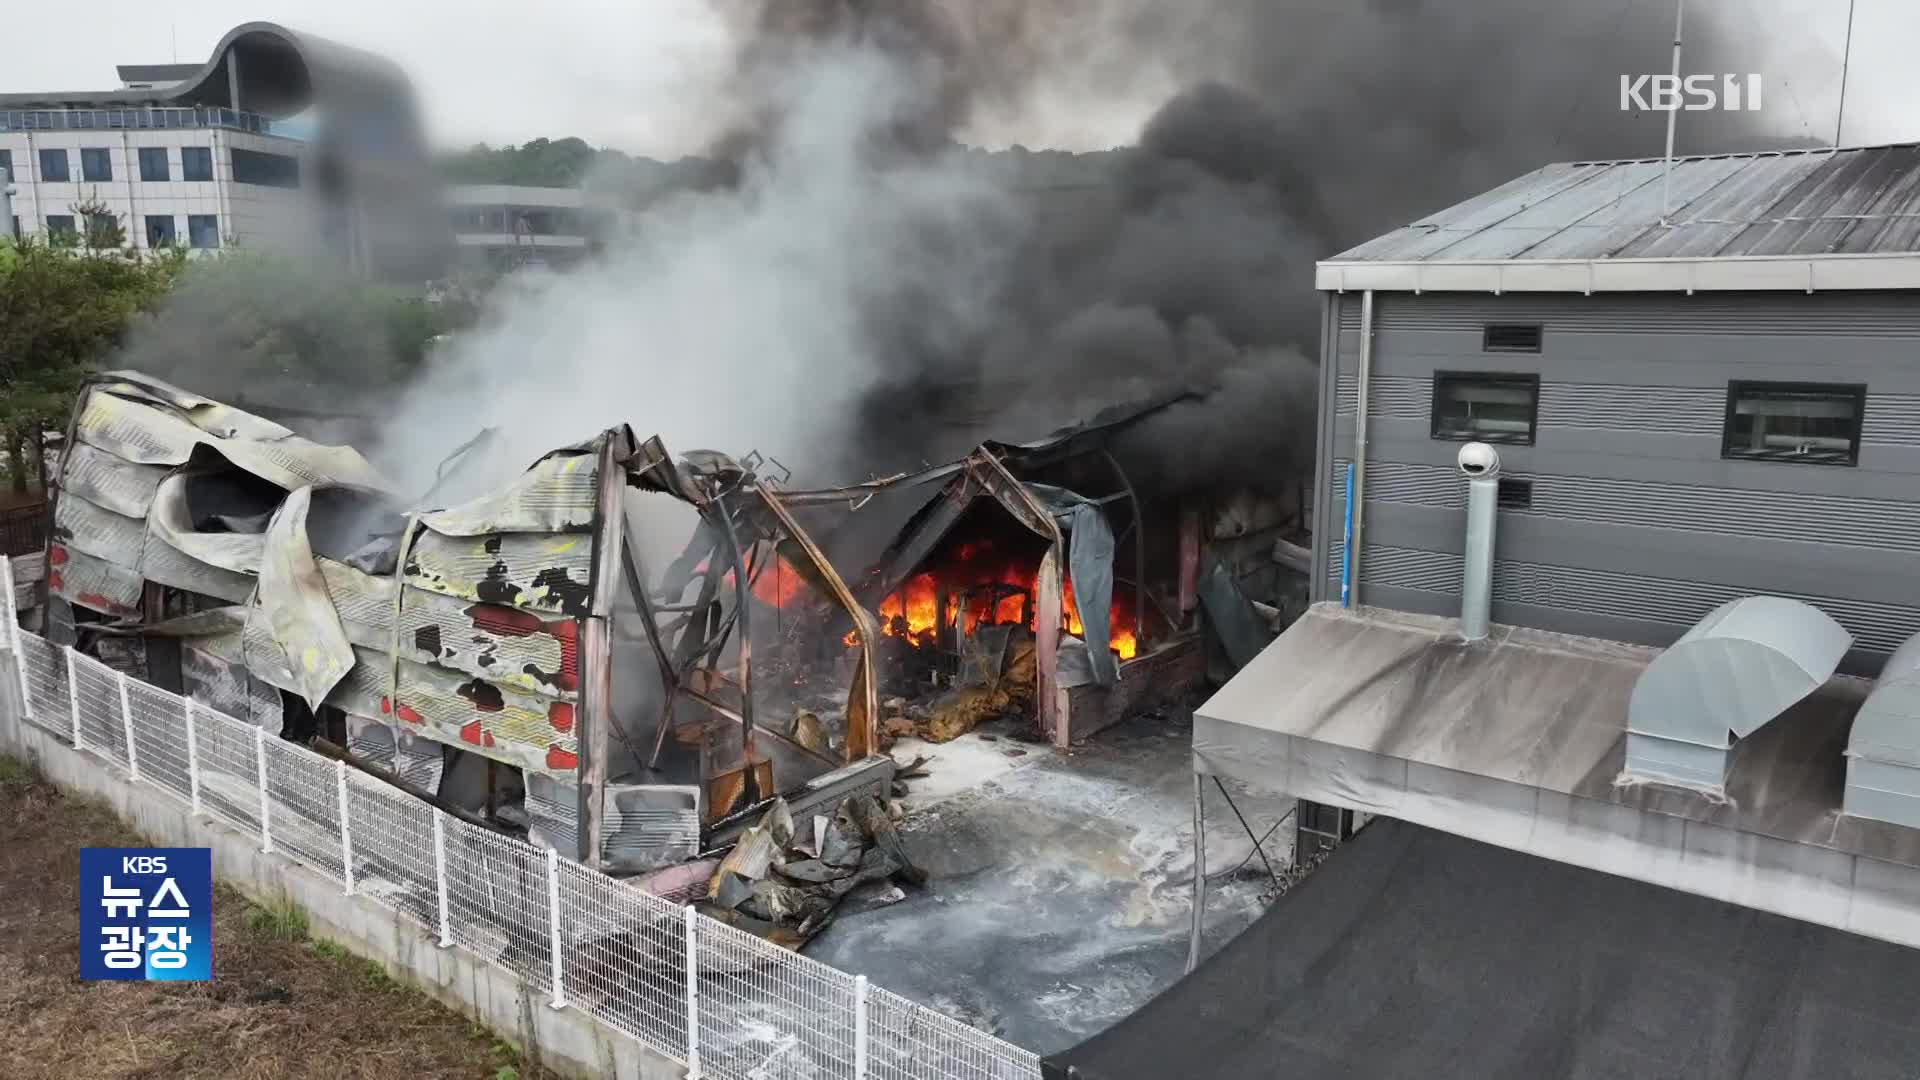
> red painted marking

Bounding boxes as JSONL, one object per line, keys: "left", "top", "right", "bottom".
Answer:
{"left": 459, "top": 720, "right": 483, "bottom": 745}
{"left": 78, "top": 592, "right": 127, "bottom": 614}
{"left": 395, "top": 702, "right": 424, "bottom": 725}
{"left": 48, "top": 545, "right": 69, "bottom": 567}
{"left": 379, "top": 696, "right": 391, "bottom": 715}
{"left": 548, "top": 701, "right": 575, "bottom": 734}
{"left": 483, "top": 731, "right": 496, "bottom": 748}
{"left": 465, "top": 603, "right": 545, "bottom": 638}
{"left": 546, "top": 746, "right": 578, "bottom": 770}
{"left": 47, "top": 571, "right": 63, "bottom": 592}
{"left": 554, "top": 619, "right": 579, "bottom": 692}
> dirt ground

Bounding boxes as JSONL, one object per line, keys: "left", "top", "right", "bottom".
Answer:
{"left": 0, "top": 756, "right": 560, "bottom": 1080}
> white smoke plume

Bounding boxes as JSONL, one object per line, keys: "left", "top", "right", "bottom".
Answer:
{"left": 374, "top": 44, "right": 1022, "bottom": 498}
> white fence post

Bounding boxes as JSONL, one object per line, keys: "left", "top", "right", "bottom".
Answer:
{"left": 433, "top": 812, "right": 452, "bottom": 948}
{"left": 0, "top": 553, "right": 28, "bottom": 714}
{"left": 254, "top": 724, "right": 273, "bottom": 854}
{"left": 0, "top": 558, "right": 28, "bottom": 718}
{"left": 545, "top": 847, "right": 566, "bottom": 1009}
{"left": 183, "top": 698, "right": 202, "bottom": 815}
{"left": 685, "top": 905, "right": 702, "bottom": 1079}
{"left": 336, "top": 759, "right": 354, "bottom": 895}
{"left": 116, "top": 671, "right": 138, "bottom": 781}
{"left": 64, "top": 646, "right": 82, "bottom": 749}
{"left": 855, "top": 974, "right": 870, "bottom": 1080}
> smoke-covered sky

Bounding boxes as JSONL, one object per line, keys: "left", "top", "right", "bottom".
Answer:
{"left": 48, "top": 0, "right": 1920, "bottom": 506}
{"left": 7, "top": 0, "right": 1920, "bottom": 154}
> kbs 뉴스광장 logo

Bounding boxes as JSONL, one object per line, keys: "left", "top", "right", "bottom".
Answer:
{"left": 79, "top": 848, "right": 212, "bottom": 981}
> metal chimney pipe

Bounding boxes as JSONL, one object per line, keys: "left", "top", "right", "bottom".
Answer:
{"left": 1457, "top": 442, "right": 1501, "bottom": 642}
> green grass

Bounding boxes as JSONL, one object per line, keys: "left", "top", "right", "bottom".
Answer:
{"left": 244, "top": 895, "right": 310, "bottom": 941}
{"left": 0, "top": 755, "right": 35, "bottom": 789}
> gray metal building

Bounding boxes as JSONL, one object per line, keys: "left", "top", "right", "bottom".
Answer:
{"left": 1312, "top": 142, "right": 1920, "bottom": 676}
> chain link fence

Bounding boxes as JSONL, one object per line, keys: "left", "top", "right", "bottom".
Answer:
{"left": 0, "top": 556, "right": 1042, "bottom": 1080}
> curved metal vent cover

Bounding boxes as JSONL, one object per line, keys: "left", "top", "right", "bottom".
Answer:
{"left": 1846, "top": 631, "right": 1920, "bottom": 827}
{"left": 1627, "top": 596, "right": 1851, "bottom": 789}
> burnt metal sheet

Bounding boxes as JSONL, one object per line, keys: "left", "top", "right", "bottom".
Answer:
{"left": 255, "top": 487, "right": 354, "bottom": 709}
{"left": 73, "top": 381, "right": 389, "bottom": 493}
{"left": 322, "top": 645, "right": 397, "bottom": 720}
{"left": 182, "top": 635, "right": 283, "bottom": 728}
{"left": 1329, "top": 144, "right": 1920, "bottom": 266}
{"left": 62, "top": 440, "right": 167, "bottom": 517}
{"left": 418, "top": 448, "right": 598, "bottom": 536}
{"left": 404, "top": 529, "right": 594, "bottom": 618}
{"left": 47, "top": 543, "right": 144, "bottom": 617}
{"left": 75, "top": 387, "right": 207, "bottom": 465}
{"left": 396, "top": 584, "right": 577, "bottom": 699}
{"left": 138, "top": 528, "right": 256, "bottom": 603}
{"left": 51, "top": 491, "right": 146, "bottom": 568}
{"left": 390, "top": 656, "right": 580, "bottom": 777}
{"left": 345, "top": 713, "right": 445, "bottom": 792}
{"left": 146, "top": 471, "right": 268, "bottom": 574}
{"left": 317, "top": 557, "right": 397, "bottom": 651}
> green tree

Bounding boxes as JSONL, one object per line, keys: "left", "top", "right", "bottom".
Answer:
{"left": 0, "top": 239, "right": 179, "bottom": 491}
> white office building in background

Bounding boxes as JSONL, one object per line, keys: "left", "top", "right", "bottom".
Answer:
{"left": 0, "top": 22, "right": 449, "bottom": 278}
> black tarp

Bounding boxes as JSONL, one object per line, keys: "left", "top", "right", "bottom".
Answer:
{"left": 1044, "top": 818, "right": 1920, "bottom": 1080}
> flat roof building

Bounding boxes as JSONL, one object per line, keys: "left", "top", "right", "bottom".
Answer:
{"left": 1194, "top": 142, "right": 1920, "bottom": 956}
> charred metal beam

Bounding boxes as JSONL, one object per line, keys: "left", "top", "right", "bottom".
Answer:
{"left": 1101, "top": 449, "right": 1150, "bottom": 650}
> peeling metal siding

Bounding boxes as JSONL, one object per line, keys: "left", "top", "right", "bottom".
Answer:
{"left": 404, "top": 529, "right": 594, "bottom": 618}
{"left": 52, "top": 491, "right": 146, "bottom": 567}
{"left": 345, "top": 713, "right": 446, "bottom": 792}
{"left": 181, "top": 638, "right": 282, "bottom": 728}
{"left": 62, "top": 440, "right": 167, "bottom": 517}
{"left": 46, "top": 543, "right": 144, "bottom": 616}
{"left": 138, "top": 530, "right": 257, "bottom": 603}
{"left": 389, "top": 655, "right": 579, "bottom": 776}
{"left": 75, "top": 388, "right": 207, "bottom": 465}
{"left": 146, "top": 472, "right": 268, "bottom": 573}
{"left": 1331, "top": 144, "right": 1920, "bottom": 265}
{"left": 317, "top": 557, "right": 396, "bottom": 651}
{"left": 396, "top": 584, "right": 575, "bottom": 698}
{"left": 418, "top": 450, "right": 599, "bottom": 535}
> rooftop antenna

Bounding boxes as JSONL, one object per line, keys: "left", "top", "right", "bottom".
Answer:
{"left": 1660, "top": 0, "right": 1685, "bottom": 226}
{"left": 1835, "top": 0, "right": 1857, "bottom": 147}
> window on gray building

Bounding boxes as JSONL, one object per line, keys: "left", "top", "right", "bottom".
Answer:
{"left": 138, "top": 147, "right": 169, "bottom": 182}
{"left": 146, "top": 215, "right": 176, "bottom": 249}
{"left": 1722, "top": 382, "right": 1864, "bottom": 466}
{"left": 1483, "top": 323, "right": 1543, "bottom": 352}
{"left": 230, "top": 147, "right": 299, "bottom": 188}
{"left": 0, "top": 149, "right": 12, "bottom": 182}
{"left": 181, "top": 146, "right": 213, "bottom": 182}
{"left": 80, "top": 147, "right": 112, "bottom": 182}
{"left": 187, "top": 214, "right": 219, "bottom": 249}
{"left": 45, "top": 214, "right": 76, "bottom": 241}
{"left": 1431, "top": 372, "right": 1539, "bottom": 445}
{"left": 39, "top": 148, "right": 69, "bottom": 182}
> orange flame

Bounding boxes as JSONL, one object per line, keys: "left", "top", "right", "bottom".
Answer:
{"left": 855, "top": 550, "right": 1137, "bottom": 660}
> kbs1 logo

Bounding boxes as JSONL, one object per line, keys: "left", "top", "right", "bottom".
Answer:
{"left": 80, "top": 848, "right": 213, "bottom": 981}
{"left": 1620, "top": 74, "right": 1763, "bottom": 112}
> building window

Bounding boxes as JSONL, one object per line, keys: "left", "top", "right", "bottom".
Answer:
{"left": 1483, "top": 323, "right": 1543, "bottom": 352}
{"left": 186, "top": 214, "right": 219, "bottom": 249}
{"left": 45, "top": 214, "right": 76, "bottom": 241}
{"left": 1722, "top": 381, "right": 1865, "bottom": 466}
{"left": 1431, "top": 372, "right": 1539, "bottom": 445}
{"left": 230, "top": 147, "right": 299, "bottom": 188}
{"left": 0, "top": 149, "right": 11, "bottom": 182}
{"left": 38, "top": 148, "right": 69, "bottom": 182}
{"left": 80, "top": 147, "right": 112, "bottom": 182}
{"left": 138, "top": 147, "right": 170, "bottom": 182}
{"left": 1497, "top": 477, "right": 1533, "bottom": 510}
{"left": 181, "top": 146, "right": 213, "bottom": 182}
{"left": 145, "top": 215, "right": 176, "bottom": 249}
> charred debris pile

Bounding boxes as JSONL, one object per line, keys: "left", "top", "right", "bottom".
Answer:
{"left": 34, "top": 373, "right": 1307, "bottom": 950}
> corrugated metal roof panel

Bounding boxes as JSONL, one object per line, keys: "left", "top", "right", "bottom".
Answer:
{"left": 1329, "top": 143, "right": 1920, "bottom": 267}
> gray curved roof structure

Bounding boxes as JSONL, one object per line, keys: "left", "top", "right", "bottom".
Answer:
{"left": 0, "top": 22, "right": 410, "bottom": 117}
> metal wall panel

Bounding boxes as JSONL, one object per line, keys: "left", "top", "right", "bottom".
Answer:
{"left": 1317, "top": 292, "right": 1920, "bottom": 669}
{"left": 404, "top": 529, "right": 593, "bottom": 618}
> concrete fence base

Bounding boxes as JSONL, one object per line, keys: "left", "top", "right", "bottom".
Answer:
{"left": 0, "top": 689, "right": 685, "bottom": 1080}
